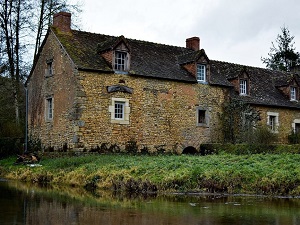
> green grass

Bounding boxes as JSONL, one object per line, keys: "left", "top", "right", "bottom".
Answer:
{"left": 1, "top": 153, "right": 300, "bottom": 196}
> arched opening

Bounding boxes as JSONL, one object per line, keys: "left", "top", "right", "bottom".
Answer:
{"left": 182, "top": 146, "right": 198, "bottom": 155}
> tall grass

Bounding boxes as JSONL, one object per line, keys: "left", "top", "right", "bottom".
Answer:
{"left": 1, "top": 153, "right": 300, "bottom": 196}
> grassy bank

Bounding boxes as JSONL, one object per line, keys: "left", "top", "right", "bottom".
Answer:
{"left": 0, "top": 153, "right": 300, "bottom": 196}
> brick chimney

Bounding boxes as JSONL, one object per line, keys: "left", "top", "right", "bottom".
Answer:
{"left": 186, "top": 37, "right": 200, "bottom": 51}
{"left": 53, "top": 12, "right": 71, "bottom": 32}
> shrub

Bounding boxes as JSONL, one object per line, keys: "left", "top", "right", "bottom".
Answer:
{"left": 28, "top": 136, "right": 42, "bottom": 153}
{"left": 125, "top": 140, "right": 138, "bottom": 154}
{"left": 288, "top": 130, "right": 300, "bottom": 144}
{"left": 200, "top": 143, "right": 300, "bottom": 155}
{"left": 0, "top": 137, "right": 24, "bottom": 158}
{"left": 250, "top": 125, "right": 278, "bottom": 145}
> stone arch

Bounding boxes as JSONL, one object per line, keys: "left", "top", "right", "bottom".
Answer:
{"left": 182, "top": 146, "right": 198, "bottom": 155}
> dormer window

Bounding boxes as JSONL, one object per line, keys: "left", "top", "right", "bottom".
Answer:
{"left": 197, "top": 64, "right": 206, "bottom": 83}
{"left": 114, "top": 51, "right": 129, "bottom": 72}
{"left": 239, "top": 79, "right": 248, "bottom": 95}
{"left": 290, "top": 86, "right": 297, "bottom": 101}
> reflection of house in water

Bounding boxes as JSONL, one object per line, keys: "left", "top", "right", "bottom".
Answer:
{"left": 26, "top": 12, "right": 300, "bottom": 152}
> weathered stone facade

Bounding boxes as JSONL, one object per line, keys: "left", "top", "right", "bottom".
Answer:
{"left": 255, "top": 105, "right": 300, "bottom": 143}
{"left": 75, "top": 71, "right": 226, "bottom": 152}
{"left": 26, "top": 12, "right": 300, "bottom": 153}
{"left": 27, "top": 26, "right": 226, "bottom": 153}
{"left": 27, "top": 29, "right": 79, "bottom": 150}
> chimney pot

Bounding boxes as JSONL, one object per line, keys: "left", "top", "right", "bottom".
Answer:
{"left": 186, "top": 37, "right": 200, "bottom": 51}
{"left": 53, "top": 12, "right": 71, "bottom": 32}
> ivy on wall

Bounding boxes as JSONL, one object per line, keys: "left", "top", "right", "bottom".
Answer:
{"left": 220, "top": 97, "right": 261, "bottom": 144}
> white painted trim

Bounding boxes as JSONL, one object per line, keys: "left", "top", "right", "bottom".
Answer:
{"left": 267, "top": 112, "right": 279, "bottom": 133}
{"left": 109, "top": 97, "right": 130, "bottom": 125}
{"left": 292, "top": 119, "right": 300, "bottom": 132}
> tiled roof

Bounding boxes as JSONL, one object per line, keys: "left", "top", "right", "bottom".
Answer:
{"left": 52, "top": 28, "right": 300, "bottom": 109}
{"left": 210, "top": 60, "right": 300, "bottom": 108}
{"left": 52, "top": 28, "right": 196, "bottom": 82}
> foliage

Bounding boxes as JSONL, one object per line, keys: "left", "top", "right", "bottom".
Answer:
{"left": 200, "top": 143, "right": 300, "bottom": 155}
{"left": 262, "top": 26, "right": 300, "bottom": 71}
{"left": 220, "top": 97, "right": 260, "bottom": 144}
{"left": 250, "top": 125, "right": 278, "bottom": 145}
{"left": 288, "top": 130, "right": 300, "bottom": 144}
{"left": 0, "top": 77, "right": 25, "bottom": 137}
{"left": 27, "top": 136, "right": 42, "bottom": 153}
{"left": 0, "top": 137, "right": 24, "bottom": 158}
{"left": 1, "top": 154, "right": 300, "bottom": 196}
{"left": 125, "top": 139, "right": 139, "bottom": 154}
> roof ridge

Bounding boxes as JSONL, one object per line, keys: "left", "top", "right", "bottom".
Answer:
{"left": 72, "top": 28, "right": 190, "bottom": 51}
{"left": 71, "top": 29, "right": 115, "bottom": 39}
{"left": 210, "top": 59, "right": 298, "bottom": 76}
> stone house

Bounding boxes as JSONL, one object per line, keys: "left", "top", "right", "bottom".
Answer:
{"left": 26, "top": 12, "right": 300, "bottom": 152}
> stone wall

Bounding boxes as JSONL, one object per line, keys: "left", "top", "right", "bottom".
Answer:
{"left": 27, "top": 30, "right": 79, "bottom": 150}
{"left": 75, "top": 71, "right": 226, "bottom": 153}
{"left": 255, "top": 105, "right": 300, "bottom": 143}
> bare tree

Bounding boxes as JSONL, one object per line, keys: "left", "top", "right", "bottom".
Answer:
{"left": 0, "top": 0, "right": 81, "bottom": 128}
{"left": 33, "top": 0, "right": 81, "bottom": 58}
{"left": 0, "top": 0, "right": 29, "bottom": 125}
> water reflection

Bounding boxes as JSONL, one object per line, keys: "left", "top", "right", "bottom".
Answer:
{"left": 1, "top": 179, "right": 299, "bottom": 225}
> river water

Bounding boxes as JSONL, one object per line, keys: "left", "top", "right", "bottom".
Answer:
{"left": 1, "top": 179, "right": 299, "bottom": 225}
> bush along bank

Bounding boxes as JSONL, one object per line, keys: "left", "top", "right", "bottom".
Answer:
{"left": 1, "top": 153, "right": 300, "bottom": 196}
{"left": 199, "top": 143, "right": 300, "bottom": 155}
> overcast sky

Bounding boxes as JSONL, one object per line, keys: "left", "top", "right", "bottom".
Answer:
{"left": 71, "top": 0, "right": 300, "bottom": 68}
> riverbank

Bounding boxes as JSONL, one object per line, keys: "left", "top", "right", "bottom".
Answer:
{"left": 0, "top": 153, "right": 299, "bottom": 196}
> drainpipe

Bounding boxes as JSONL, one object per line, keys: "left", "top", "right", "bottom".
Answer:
{"left": 25, "top": 85, "right": 28, "bottom": 154}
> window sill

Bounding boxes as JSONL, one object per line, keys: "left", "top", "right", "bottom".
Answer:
{"left": 197, "top": 123, "right": 209, "bottom": 127}
{"left": 111, "top": 119, "right": 129, "bottom": 125}
{"left": 114, "top": 70, "right": 128, "bottom": 75}
{"left": 197, "top": 81, "right": 208, "bottom": 84}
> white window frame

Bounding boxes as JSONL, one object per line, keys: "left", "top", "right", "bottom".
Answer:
{"left": 109, "top": 97, "right": 130, "bottom": 124}
{"left": 114, "top": 101, "right": 125, "bottom": 120}
{"left": 45, "top": 97, "right": 53, "bottom": 121}
{"left": 290, "top": 86, "right": 297, "bottom": 101}
{"left": 240, "top": 79, "right": 247, "bottom": 95}
{"left": 196, "top": 107, "right": 209, "bottom": 127}
{"left": 114, "top": 51, "right": 129, "bottom": 72}
{"left": 197, "top": 64, "right": 206, "bottom": 83}
{"left": 267, "top": 112, "right": 279, "bottom": 133}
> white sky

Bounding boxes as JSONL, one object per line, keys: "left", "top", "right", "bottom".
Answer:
{"left": 71, "top": 0, "right": 300, "bottom": 68}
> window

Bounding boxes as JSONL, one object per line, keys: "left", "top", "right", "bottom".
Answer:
{"left": 114, "top": 51, "right": 128, "bottom": 72}
{"left": 46, "top": 98, "right": 53, "bottom": 120}
{"left": 292, "top": 119, "right": 300, "bottom": 134}
{"left": 45, "top": 60, "right": 53, "bottom": 77}
{"left": 109, "top": 97, "right": 130, "bottom": 124}
{"left": 198, "top": 110, "right": 206, "bottom": 124}
{"left": 196, "top": 107, "right": 209, "bottom": 127}
{"left": 290, "top": 86, "right": 297, "bottom": 101}
{"left": 295, "top": 123, "right": 300, "bottom": 134}
{"left": 114, "top": 101, "right": 125, "bottom": 120}
{"left": 269, "top": 115, "right": 276, "bottom": 131}
{"left": 197, "top": 64, "right": 206, "bottom": 82}
{"left": 267, "top": 112, "right": 279, "bottom": 133}
{"left": 240, "top": 79, "right": 248, "bottom": 95}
